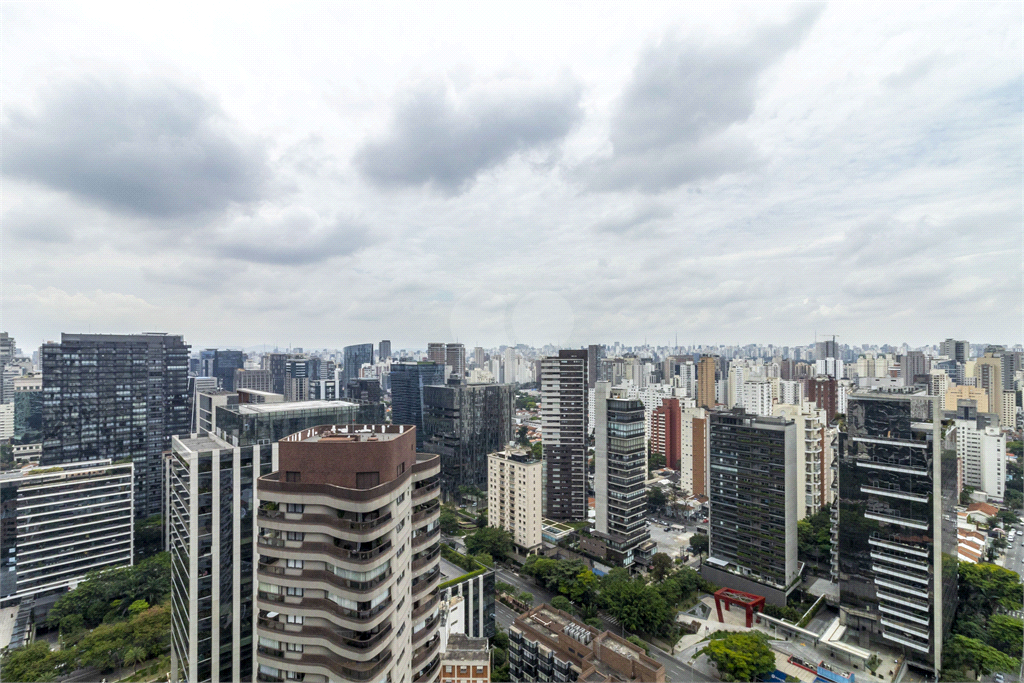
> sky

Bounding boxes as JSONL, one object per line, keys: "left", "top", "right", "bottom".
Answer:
{"left": 2, "top": 1, "right": 1021, "bottom": 353}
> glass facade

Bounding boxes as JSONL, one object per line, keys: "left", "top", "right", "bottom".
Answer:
{"left": 214, "top": 402, "right": 384, "bottom": 448}
{"left": 391, "top": 363, "right": 445, "bottom": 447}
{"left": 600, "top": 397, "right": 649, "bottom": 567}
{"left": 838, "top": 393, "right": 955, "bottom": 676}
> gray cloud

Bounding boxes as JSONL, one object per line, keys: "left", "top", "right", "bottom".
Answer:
{"left": 592, "top": 203, "right": 674, "bottom": 234}
{"left": 2, "top": 77, "right": 270, "bottom": 217}
{"left": 211, "top": 207, "right": 369, "bottom": 265}
{"left": 582, "top": 5, "right": 823, "bottom": 192}
{"left": 353, "top": 80, "right": 584, "bottom": 192}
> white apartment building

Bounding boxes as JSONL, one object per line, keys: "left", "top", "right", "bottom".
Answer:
{"left": 779, "top": 380, "right": 802, "bottom": 406}
{"left": 957, "top": 411, "right": 1005, "bottom": 501}
{"left": 929, "top": 370, "right": 950, "bottom": 411}
{"left": 1001, "top": 391, "right": 1017, "bottom": 432}
{"left": 0, "top": 402, "right": 13, "bottom": 440}
{"left": 741, "top": 380, "right": 773, "bottom": 417}
{"left": 487, "top": 447, "right": 543, "bottom": 555}
{"left": 773, "top": 400, "right": 831, "bottom": 519}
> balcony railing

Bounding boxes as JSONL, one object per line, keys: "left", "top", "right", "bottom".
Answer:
{"left": 256, "top": 565, "right": 393, "bottom": 594}
{"left": 412, "top": 654, "right": 440, "bottom": 683}
{"left": 412, "top": 527, "right": 440, "bottom": 547}
{"left": 258, "top": 617, "right": 394, "bottom": 653}
{"left": 258, "top": 646, "right": 393, "bottom": 681}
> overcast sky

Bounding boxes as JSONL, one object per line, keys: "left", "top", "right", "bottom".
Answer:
{"left": 2, "top": 2, "right": 1021, "bottom": 353}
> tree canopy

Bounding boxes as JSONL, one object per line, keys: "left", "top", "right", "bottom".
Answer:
{"left": 465, "top": 526, "right": 514, "bottom": 561}
{"left": 47, "top": 552, "right": 171, "bottom": 629}
{"left": 698, "top": 631, "right": 776, "bottom": 683}
{"left": 942, "top": 635, "right": 1020, "bottom": 679}
{"left": 690, "top": 533, "right": 709, "bottom": 556}
{"left": 797, "top": 508, "right": 832, "bottom": 561}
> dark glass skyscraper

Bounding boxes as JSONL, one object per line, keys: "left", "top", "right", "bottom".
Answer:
{"left": 41, "top": 333, "right": 190, "bottom": 519}
{"left": 838, "top": 392, "right": 956, "bottom": 678}
{"left": 541, "top": 349, "right": 588, "bottom": 520}
{"left": 422, "top": 382, "right": 514, "bottom": 494}
{"left": 212, "top": 349, "right": 245, "bottom": 391}
{"left": 342, "top": 343, "right": 374, "bottom": 392}
{"left": 390, "top": 362, "right": 445, "bottom": 448}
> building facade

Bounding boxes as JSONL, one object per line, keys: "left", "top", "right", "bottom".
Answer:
{"left": 343, "top": 344, "right": 374, "bottom": 392}
{"left": 651, "top": 398, "right": 681, "bottom": 470}
{"left": 0, "top": 460, "right": 133, "bottom": 611}
{"left": 541, "top": 350, "right": 588, "bottom": 520}
{"left": 487, "top": 447, "right": 543, "bottom": 555}
{"left": 837, "top": 393, "right": 956, "bottom": 677}
{"left": 955, "top": 403, "right": 1005, "bottom": 501}
{"left": 701, "top": 409, "right": 798, "bottom": 606}
{"left": 593, "top": 382, "right": 650, "bottom": 569}
{"left": 422, "top": 383, "right": 514, "bottom": 496}
{"left": 680, "top": 407, "right": 707, "bottom": 497}
{"left": 235, "top": 369, "right": 273, "bottom": 393}
{"left": 391, "top": 362, "right": 446, "bottom": 449}
{"left": 440, "top": 634, "right": 489, "bottom": 683}
{"left": 253, "top": 425, "right": 442, "bottom": 683}
{"left": 697, "top": 356, "right": 717, "bottom": 409}
{"left": 773, "top": 400, "right": 831, "bottom": 520}
{"left": 41, "top": 333, "right": 190, "bottom": 518}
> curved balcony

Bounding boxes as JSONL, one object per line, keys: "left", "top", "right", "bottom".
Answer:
{"left": 259, "top": 508, "right": 394, "bottom": 538}
{"left": 412, "top": 454, "right": 440, "bottom": 475}
{"left": 412, "top": 526, "right": 440, "bottom": 548}
{"left": 413, "top": 479, "right": 440, "bottom": 499}
{"left": 412, "top": 613, "right": 440, "bottom": 644}
{"left": 258, "top": 538, "right": 393, "bottom": 566}
{"left": 412, "top": 501, "right": 440, "bottom": 524}
{"left": 412, "top": 545, "right": 440, "bottom": 571}
{"left": 411, "top": 592, "right": 439, "bottom": 620}
{"left": 257, "top": 617, "right": 394, "bottom": 657}
{"left": 412, "top": 634, "right": 441, "bottom": 668}
{"left": 258, "top": 646, "right": 393, "bottom": 682}
{"left": 259, "top": 470, "right": 411, "bottom": 503}
{"left": 413, "top": 655, "right": 440, "bottom": 683}
{"left": 257, "top": 594, "right": 393, "bottom": 626}
{"left": 412, "top": 566, "right": 441, "bottom": 596}
{"left": 257, "top": 564, "right": 393, "bottom": 595}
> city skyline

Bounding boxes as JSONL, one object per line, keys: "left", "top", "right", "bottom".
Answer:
{"left": 3, "top": 3, "right": 1020, "bottom": 350}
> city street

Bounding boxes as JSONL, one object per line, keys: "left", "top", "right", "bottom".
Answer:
{"left": 492, "top": 566, "right": 717, "bottom": 682}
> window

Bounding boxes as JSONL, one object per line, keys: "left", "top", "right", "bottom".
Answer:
{"left": 286, "top": 503, "right": 304, "bottom": 513}
{"left": 397, "top": 492, "right": 405, "bottom": 504}
{"left": 286, "top": 471, "right": 301, "bottom": 483}
{"left": 286, "top": 586, "right": 303, "bottom": 596}
{"left": 286, "top": 642, "right": 303, "bottom": 652}
{"left": 286, "top": 614, "right": 303, "bottom": 624}
{"left": 287, "top": 531, "right": 305, "bottom": 541}
{"left": 285, "top": 670, "right": 305, "bottom": 680}
{"left": 286, "top": 559, "right": 303, "bottom": 569}
{"left": 356, "top": 471, "right": 380, "bottom": 489}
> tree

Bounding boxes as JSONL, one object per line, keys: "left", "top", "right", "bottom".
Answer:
{"left": 495, "top": 581, "right": 516, "bottom": 596}
{"left": 128, "top": 599, "right": 151, "bottom": 618}
{"left": 627, "top": 635, "right": 650, "bottom": 655}
{"left": 987, "top": 615, "right": 1024, "bottom": 659}
{"left": 440, "top": 507, "right": 461, "bottom": 535}
{"left": 551, "top": 595, "right": 572, "bottom": 612}
{"left": 518, "top": 591, "right": 534, "bottom": 606}
{"left": 567, "top": 570, "right": 599, "bottom": 606}
{"left": 690, "top": 533, "right": 709, "bottom": 557}
{"left": 650, "top": 553, "right": 673, "bottom": 582}
{"left": 123, "top": 645, "right": 147, "bottom": 673}
{"left": 491, "top": 629, "right": 509, "bottom": 651}
{"left": 648, "top": 487, "right": 667, "bottom": 510}
{"left": 475, "top": 552, "right": 494, "bottom": 568}
{"left": 601, "top": 577, "right": 670, "bottom": 634}
{"left": 134, "top": 514, "right": 163, "bottom": 561}
{"left": 531, "top": 441, "right": 543, "bottom": 459}
{"left": 942, "top": 635, "right": 1020, "bottom": 677}
{"left": 465, "top": 527, "right": 514, "bottom": 561}
{"left": 47, "top": 552, "right": 171, "bottom": 629}
{"left": 960, "top": 486, "right": 976, "bottom": 506}
{"left": 865, "top": 654, "right": 881, "bottom": 674}
{"left": 697, "top": 632, "right": 776, "bottom": 683}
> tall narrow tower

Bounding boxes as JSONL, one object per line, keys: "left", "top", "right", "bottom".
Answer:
{"left": 541, "top": 349, "right": 588, "bottom": 520}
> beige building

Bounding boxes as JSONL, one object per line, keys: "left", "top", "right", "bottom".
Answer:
{"left": 679, "top": 407, "right": 708, "bottom": 497}
{"left": 773, "top": 400, "right": 831, "bottom": 520}
{"left": 929, "top": 369, "right": 950, "bottom": 410}
{"left": 946, "top": 385, "right": 989, "bottom": 414}
{"left": 440, "top": 634, "right": 489, "bottom": 683}
{"left": 488, "top": 446, "right": 543, "bottom": 555}
{"left": 975, "top": 354, "right": 1003, "bottom": 410}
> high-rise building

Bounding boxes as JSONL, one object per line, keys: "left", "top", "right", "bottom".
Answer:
{"left": 955, "top": 401, "right": 1005, "bottom": 501}
{"left": 680, "top": 407, "right": 708, "bottom": 497}
{"left": 945, "top": 385, "right": 989, "bottom": 414}
{"left": 204, "top": 349, "right": 245, "bottom": 391}
{"left": 508, "top": 605, "right": 665, "bottom": 682}
{"left": 701, "top": 409, "right": 798, "bottom": 606}
{"left": 0, "top": 332, "right": 15, "bottom": 367}
{"left": 503, "top": 348, "right": 516, "bottom": 386}
{"left": 428, "top": 343, "right": 447, "bottom": 365}
{"left": 541, "top": 350, "right": 588, "bottom": 520}
{"left": 41, "top": 333, "right": 190, "bottom": 518}
{"left": 697, "top": 356, "right": 717, "bottom": 409}
{"left": 391, "top": 362, "right": 446, "bottom": 448}
{"left": 651, "top": 398, "right": 681, "bottom": 470}
{"left": 974, "top": 353, "right": 1003, "bottom": 413}
{"left": 816, "top": 339, "right": 839, "bottom": 361}
{"left": 422, "top": 383, "right": 514, "bottom": 494}
{"left": 472, "top": 346, "right": 485, "bottom": 369}
{"left": 740, "top": 379, "right": 773, "bottom": 417}
{"left": 261, "top": 353, "right": 288, "bottom": 395}
{"left": 806, "top": 375, "right": 839, "bottom": 423}
{"left": 379, "top": 340, "right": 392, "bottom": 363}
{"left": 11, "top": 373, "right": 42, "bottom": 445}
{"left": 445, "top": 343, "right": 466, "bottom": 382}
{"left": 253, "top": 424, "right": 442, "bottom": 683}
{"left": 593, "top": 382, "right": 650, "bottom": 569}
{"left": 487, "top": 446, "right": 543, "bottom": 555}
{"left": 1001, "top": 391, "right": 1017, "bottom": 431}
{"left": 234, "top": 368, "right": 272, "bottom": 393}
{"left": 0, "top": 460, "right": 133, "bottom": 611}
{"left": 343, "top": 344, "right": 375, "bottom": 391}
{"left": 773, "top": 400, "right": 831, "bottom": 519}
{"left": 939, "top": 339, "right": 969, "bottom": 364}
{"left": 837, "top": 392, "right": 956, "bottom": 677}
{"left": 587, "top": 344, "right": 603, "bottom": 389}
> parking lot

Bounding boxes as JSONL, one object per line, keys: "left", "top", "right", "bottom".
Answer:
{"left": 646, "top": 519, "right": 708, "bottom": 562}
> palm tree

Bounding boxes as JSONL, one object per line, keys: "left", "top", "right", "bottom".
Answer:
{"left": 123, "top": 646, "right": 147, "bottom": 674}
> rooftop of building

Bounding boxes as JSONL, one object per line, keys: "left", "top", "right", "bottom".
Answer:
{"left": 174, "top": 433, "right": 232, "bottom": 453}
{"left": 443, "top": 634, "right": 489, "bottom": 661}
{"left": 234, "top": 399, "right": 359, "bottom": 414}
{"left": 282, "top": 423, "right": 412, "bottom": 443}
{"left": 0, "top": 459, "right": 124, "bottom": 483}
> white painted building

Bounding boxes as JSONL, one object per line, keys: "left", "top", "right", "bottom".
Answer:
{"left": 488, "top": 446, "right": 543, "bottom": 555}
{"left": 957, "top": 413, "right": 1006, "bottom": 501}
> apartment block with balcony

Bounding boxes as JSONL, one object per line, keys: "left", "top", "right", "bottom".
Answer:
{"left": 701, "top": 409, "right": 799, "bottom": 606}
{"left": 487, "top": 447, "right": 542, "bottom": 555}
{"left": 593, "top": 382, "right": 651, "bottom": 569}
{"left": 254, "top": 424, "right": 442, "bottom": 683}
{"left": 773, "top": 400, "right": 831, "bottom": 520}
{"left": 837, "top": 393, "right": 957, "bottom": 678}
{"left": 0, "top": 460, "right": 133, "bottom": 612}
{"left": 541, "top": 350, "right": 588, "bottom": 521}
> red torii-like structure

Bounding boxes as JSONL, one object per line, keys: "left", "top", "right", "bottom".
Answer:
{"left": 713, "top": 587, "right": 766, "bottom": 628}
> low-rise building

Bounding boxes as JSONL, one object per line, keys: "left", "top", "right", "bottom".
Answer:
{"left": 508, "top": 604, "right": 664, "bottom": 682}
{"left": 440, "top": 633, "right": 489, "bottom": 683}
